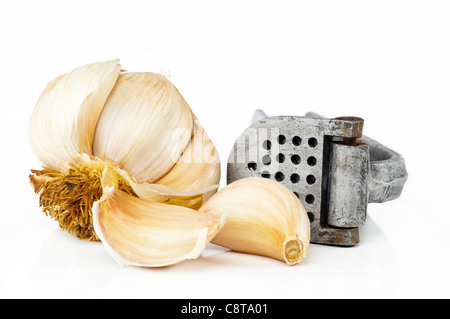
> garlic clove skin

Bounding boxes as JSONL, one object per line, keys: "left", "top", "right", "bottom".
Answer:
{"left": 92, "top": 72, "right": 195, "bottom": 184}
{"left": 30, "top": 60, "right": 121, "bottom": 172}
{"left": 156, "top": 120, "right": 221, "bottom": 202}
{"left": 93, "top": 186, "right": 226, "bottom": 267}
{"left": 100, "top": 164, "right": 216, "bottom": 210}
{"left": 199, "top": 177, "right": 310, "bottom": 265}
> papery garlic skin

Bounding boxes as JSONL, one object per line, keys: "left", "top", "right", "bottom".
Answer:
{"left": 93, "top": 72, "right": 195, "bottom": 184}
{"left": 30, "top": 61, "right": 121, "bottom": 172}
{"left": 199, "top": 177, "right": 310, "bottom": 265}
{"left": 29, "top": 60, "right": 220, "bottom": 241}
{"left": 156, "top": 121, "right": 220, "bottom": 202}
{"left": 93, "top": 186, "right": 225, "bottom": 267}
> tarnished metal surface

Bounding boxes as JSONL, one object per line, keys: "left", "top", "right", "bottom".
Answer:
{"left": 227, "top": 110, "right": 407, "bottom": 246}
{"left": 306, "top": 112, "right": 408, "bottom": 204}
{"left": 362, "top": 135, "right": 408, "bottom": 203}
{"left": 328, "top": 143, "right": 369, "bottom": 228}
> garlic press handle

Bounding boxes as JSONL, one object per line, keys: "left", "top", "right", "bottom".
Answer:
{"left": 360, "top": 135, "right": 408, "bottom": 203}
{"left": 303, "top": 111, "right": 408, "bottom": 203}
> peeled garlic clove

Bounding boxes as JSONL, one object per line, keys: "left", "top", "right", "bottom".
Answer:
{"left": 156, "top": 121, "right": 220, "bottom": 202}
{"left": 30, "top": 60, "right": 121, "bottom": 172}
{"left": 93, "top": 72, "right": 194, "bottom": 184}
{"left": 199, "top": 177, "right": 310, "bottom": 265}
{"left": 93, "top": 186, "right": 225, "bottom": 267}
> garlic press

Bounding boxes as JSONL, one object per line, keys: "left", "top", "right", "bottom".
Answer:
{"left": 227, "top": 110, "right": 408, "bottom": 246}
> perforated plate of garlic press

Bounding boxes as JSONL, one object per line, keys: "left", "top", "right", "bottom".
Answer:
{"left": 227, "top": 110, "right": 408, "bottom": 246}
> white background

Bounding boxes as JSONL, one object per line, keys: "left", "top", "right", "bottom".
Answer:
{"left": 1, "top": 0, "right": 449, "bottom": 299}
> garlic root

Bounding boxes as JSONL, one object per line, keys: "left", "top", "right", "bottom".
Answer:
{"left": 29, "top": 158, "right": 136, "bottom": 241}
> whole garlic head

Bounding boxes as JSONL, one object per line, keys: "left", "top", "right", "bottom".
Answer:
{"left": 29, "top": 60, "right": 220, "bottom": 244}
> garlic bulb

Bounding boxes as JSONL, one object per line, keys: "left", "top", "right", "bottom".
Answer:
{"left": 199, "top": 177, "right": 310, "bottom": 265}
{"left": 29, "top": 60, "right": 220, "bottom": 241}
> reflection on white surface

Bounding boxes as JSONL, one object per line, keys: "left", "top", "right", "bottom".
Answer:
{"left": 23, "top": 215, "right": 399, "bottom": 298}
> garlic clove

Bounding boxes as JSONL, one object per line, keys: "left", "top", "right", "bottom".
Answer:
{"left": 93, "top": 72, "right": 195, "bottom": 184}
{"left": 30, "top": 60, "right": 121, "bottom": 172}
{"left": 199, "top": 177, "right": 310, "bottom": 265}
{"left": 92, "top": 186, "right": 226, "bottom": 267}
{"left": 128, "top": 182, "right": 217, "bottom": 210}
{"left": 156, "top": 120, "right": 221, "bottom": 202}
{"left": 100, "top": 164, "right": 216, "bottom": 210}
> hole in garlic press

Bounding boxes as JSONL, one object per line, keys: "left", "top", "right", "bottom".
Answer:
{"left": 305, "top": 194, "right": 315, "bottom": 204}
{"left": 275, "top": 172, "right": 285, "bottom": 182}
{"left": 262, "top": 155, "right": 271, "bottom": 165}
{"left": 307, "top": 156, "right": 317, "bottom": 166}
{"left": 262, "top": 140, "right": 272, "bottom": 150}
{"left": 290, "top": 173, "right": 300, "bottom": 184}
{"left": 306, "top": 175, "right": 316, "bottom": 185}
{"left": 276, "top": 153, "right": 285, "bottom": 163}
{"left": 277, "top": 135, "right": 286, "bottom": 145}
{"left": 307, "top": 212, "right": 315, "bottom": 222}
{"left": 308, "top": 137, "right": 318, "bottom": 148}
{"left": 247, "top": 162, "right": 257, "bottom": 171}
{"left": 261, "top": 171, "right": 271, "bottom": 179}
{"left": 291, "top": 155, "right": 301, "bottom": 165}
{"left": 292, "top": 136, "right": 302, "bottom": 146}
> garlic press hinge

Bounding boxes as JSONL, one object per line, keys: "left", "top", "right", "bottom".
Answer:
{"left": 227, "top": 110, "right": 407, "bottom": 246}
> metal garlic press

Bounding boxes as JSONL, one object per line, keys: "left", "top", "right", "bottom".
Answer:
{"left": 227, "top": 110, "right": 408, "bottom": 246}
